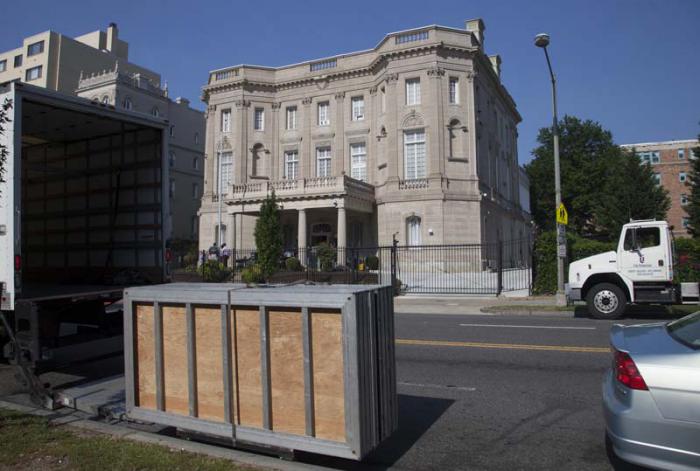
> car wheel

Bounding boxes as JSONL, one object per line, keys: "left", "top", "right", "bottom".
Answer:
{"left": 587, "top": 283, "right": 627, "bottom": 319}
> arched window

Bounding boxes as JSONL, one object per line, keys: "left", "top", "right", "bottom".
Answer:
{"left": 122, "top": 97, "right": 132, "bottom": 110}
{"left": 406, "top": 216, "right": 421, "bottom": 246}
{"left": 449, "top": 119, "right": 464, "bottom": 158}
{"left": 251, "top": 143, "right": 265, "bottom": 177}
{"left": 152, "top": 106, "right": 160, "bottom": 117}
{"left": 101, "top": 95, "right": 109, "bottom": 104}
{"left": 91, "top": 96, "right": 99, "bottom": 102}
{"left": 193, "top": 157, "right": 199, "bottom": 170}
{"left": 169, "top": 151, "right": 175, "bottom": 167}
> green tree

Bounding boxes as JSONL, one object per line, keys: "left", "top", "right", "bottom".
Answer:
{"left": 253, "top": 191, "right": 283, "bottom": 280}
{"left": 686, "top": 136, "right": 700, "bottom": 237}
{"left": 526, "top": 115, "right": 669, "bottom": 238}
{"left": 0, "top": 98, "right": 12, "bottom": 196}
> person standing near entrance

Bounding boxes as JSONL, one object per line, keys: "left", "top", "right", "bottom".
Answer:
{"left": 221, "top": 243, "right": 231, "bottom": 267}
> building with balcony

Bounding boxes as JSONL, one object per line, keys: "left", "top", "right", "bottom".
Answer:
{"left": 199, "top": 19, "right": 531, "bottom": 253}
{"left": 621, "top": 139, "right": 698, "bottom": 237}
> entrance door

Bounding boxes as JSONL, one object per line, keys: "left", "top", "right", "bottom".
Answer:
{"left": 617, "top": 225, "right": 669, "bottom": 282}
{"left": 310, "top": 223, "right": 332, "bottom": 246}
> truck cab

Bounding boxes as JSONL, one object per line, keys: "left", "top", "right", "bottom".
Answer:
{"left": 567, "top": 220, "right": 698, "bottom": 319}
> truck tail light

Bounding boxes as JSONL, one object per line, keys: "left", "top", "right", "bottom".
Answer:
{"left": 14, "top": 255, "right": 21, "bottom": 271}
{"left": 614, "top": 349, "right": 648, "bottom": 390}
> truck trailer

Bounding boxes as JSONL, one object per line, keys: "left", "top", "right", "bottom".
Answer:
{"left": 566, "top": 220, "right": 699, "bottom": 319}
{"left": 0, "top": 82, "right": 171, "bottom": 406}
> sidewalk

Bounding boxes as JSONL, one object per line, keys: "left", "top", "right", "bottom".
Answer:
{"left": 393, "top": 294, "right": 573, "bottom": 316}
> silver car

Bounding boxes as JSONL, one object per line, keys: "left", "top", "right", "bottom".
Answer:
{"left": 603, "top": 312, "right": 700, "bottom": 470}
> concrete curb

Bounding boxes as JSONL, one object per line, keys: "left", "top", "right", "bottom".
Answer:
{"left": 0, "top": 398, "right": 333, "bottom": 471}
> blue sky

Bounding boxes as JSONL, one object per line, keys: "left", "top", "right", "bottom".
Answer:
{"left": 1, "top": 0, "right": 699, "bottom": 163}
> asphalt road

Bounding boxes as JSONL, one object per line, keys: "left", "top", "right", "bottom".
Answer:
{"left": 303, "top": 310, "right": 673, "bottom": 471}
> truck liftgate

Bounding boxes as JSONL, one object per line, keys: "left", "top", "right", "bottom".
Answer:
{"left": 0, "top": 83, "right": 171, "bottom": 407}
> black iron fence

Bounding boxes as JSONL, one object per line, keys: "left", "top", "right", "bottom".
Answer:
{"left": 215, "top": 237, "right": 532, "bottom": 296}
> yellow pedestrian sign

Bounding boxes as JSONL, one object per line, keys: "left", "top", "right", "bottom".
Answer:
{"left": 556, "top": 203, "right": 568, "bottom": 225}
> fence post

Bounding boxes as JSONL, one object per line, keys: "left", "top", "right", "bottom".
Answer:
{"left": 497, "top": 239, "right": 503, "bottom": 296}
{"left": 391, "top": 235, "right": 398, "bottom": 295}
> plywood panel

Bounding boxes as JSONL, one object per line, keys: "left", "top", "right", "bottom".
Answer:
{"left": 311, "top": 309, "right": 346, "bottom": 442}
{"left": 234, "top": 307, "right": 262, "bottom": 428}
{"left": 195, "top": 306, "right": 225, "bottom": 422}
{"left": 269, "top": 308, "right": 305, "bottom": 435}
{"left": 135, "top": 303, "right": 156, "bottom": 409}
{"left": 162, "top": 305, "right": 188, "bottom": 415}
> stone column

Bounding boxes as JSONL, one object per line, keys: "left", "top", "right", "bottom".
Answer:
{"left": 466, "top": 70, "right": 478, "bottom": 177}
{"left": 337, "top": 205, "right": 347, "bottom": 266}
{"left": 298, "top": 208, "right": 307, "bottom": 263}
{"left": 234, "top": 99, "right": 250, "bottom": 184}
{"left": 333, "top": 92, "right": 345, "bottom": 175}
{"left": 302, "top": 97, "right": 313, "bottom": 178}
{"left": 385, "top": 73, "right": 400, "bottom": 181}
{"left": 427, "top": 67, "right": 446, "bottom": 179}
{"left": 271, "top": 102, "right": 281, "bottom": 180}
{"left": 203, "top": 104, "right": 217, "bottom": 199}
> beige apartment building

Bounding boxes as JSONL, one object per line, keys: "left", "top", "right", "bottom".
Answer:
{"left": 0, "top": 23, "right": 205, "bottom": 243}
{"left": 199, "top": 19, "right": 530, "bottom": 253}
{"left": 621, "top": 139, "right": 698, "bottom": 237}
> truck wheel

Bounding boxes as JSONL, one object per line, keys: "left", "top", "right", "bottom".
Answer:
{"left": 586, "top": 283, "right": 627, "bottom": 319}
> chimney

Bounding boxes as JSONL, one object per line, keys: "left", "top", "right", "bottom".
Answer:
{"left": 489, "top": 54, "right": 501, "bottom": 80}
{"left": 106, "top": 22, "right": 118, "bottom": 52}
{"left": 465, "top": 18, "right": 485, "bottom": 50}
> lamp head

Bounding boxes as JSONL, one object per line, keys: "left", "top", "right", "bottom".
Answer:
{"left": 534, "top": 33, "right": 550, "bottom": 48}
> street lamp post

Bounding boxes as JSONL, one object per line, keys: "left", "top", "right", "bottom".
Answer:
{"left": 534, "top": 33, "right": 566, "bottom": 306}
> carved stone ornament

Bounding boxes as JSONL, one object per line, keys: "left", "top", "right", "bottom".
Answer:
{"left": 271, "top": 102, "right": 281, "bottom": 110}
{"left": 401, "top": 110, "right": 425, "bottom": 128}
{"left": 234, "top": 99, "right": 251, "bottom": 108}
{"left": 466, "top": 70, "right": 477, "bottom": 83}
{"left": 216, "top": 136, "right": 232, "bottom": 151}
{"left": 385, "top": 73, "right": 399, "bottom": 84}
{"left": 334, "top": 91, "right": 346, "bottom": 100}
{"left": 369, "top": 86, "right": 378, "bottom": 95}
{"left": 427, "top": 67, "right": 445, "bottom": 78}
{"left": 302, "top": 97, "right": 313, "bottom": 105}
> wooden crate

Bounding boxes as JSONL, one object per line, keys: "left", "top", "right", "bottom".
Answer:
{"left": 123, "top": 283, "right": 397, "bottom": 460}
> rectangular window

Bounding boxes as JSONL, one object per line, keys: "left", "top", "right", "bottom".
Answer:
{"left": 318, "top": 101, "right": 330, "bottom": 126}
{"left": 169, "top": 179, "right": 175, "bottom": 198}
{"left": 169, "top": 125, "right": 174, "bottom": 137}
{"left": 653, "top": 173, "right": 661, "bottom": 185}
{"left": 191, "top": 216, "right": 199, "bottom": 237}
{"left": 449, "top": 77, "right": 459, "bottom": 104}
{"left": 25, "top": 65, "right": 42, "bottom": 81}
{"left": 395, "top": 30, "right": 429, "bottom": 45}
{"left": 219, "top": 151, "right": 233, "bottom": 194}
{"left": 683, "top": 217, "right": 690, "bottom": 228}
{"left": 193, "top": 157, "right": 199, "bottom": 170}
{"left": 284, "top": 150, "right": 299, "bottom": 179}
{"left": 221, "top": 109, "right": 231, "bottom": 133}
{"left": 651, "top": 151, "right": 660, "bottom": 164}
{"left": 286, "top": 106, "right": 297, "bottom": 130}
{"left": 0, "top": 60, "right": 6, "bottom": 72}
{"left": 681, "top": 194, "right": 689, "bottom": 206}
{"left": 680, "top": 172, "right": 687, "bottom": 183}
{"left": 310, "top": 59, "right": 336, "bottom": 72}
{"left": 254, "top": 107, "right": 264, "bottom": 130}
{"left": 678, "top": 149, "right": 685, "bottom": 159}
{"left": 14, "top": 55, "right": 22, "bottom": 67}
{"left": 406, "top": 217, "right": 422, "bottom": 246}
{"left": 350, "top": 143, "right": 367, "bottom": 182}
{"left": 351, "top": 96, "right": 364, "bottom": 121}
{"left": 406, "top": 78, "right": 421, "bottom": 105}
{"left": 192, "top": 183, "right": 199, "bottom": 199}
{"left": 27, "top": 40, "right": 44, "bottom": 56}
{"left": 404, "top": 130, "right": 426, "bottom": 179}
{"left": 316, "top": 147, "right": 332, "bottom": 177}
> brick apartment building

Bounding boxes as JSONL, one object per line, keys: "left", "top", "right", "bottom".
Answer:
{"left": 621, "top": 139, "right": 698, "bottom": 237}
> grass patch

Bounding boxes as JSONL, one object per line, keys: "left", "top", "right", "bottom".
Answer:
{"left": 0, "top": 408, "right": 254, "bottom": 470}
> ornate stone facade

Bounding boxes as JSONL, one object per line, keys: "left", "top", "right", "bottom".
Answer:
{"left": 199, "top": 19, "right": 531, "bottom": 252}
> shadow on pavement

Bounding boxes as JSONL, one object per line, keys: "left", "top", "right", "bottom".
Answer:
{"left": 573, "top": 304, "right": 692, "bottom": 321}
{"left": 295, "top": 393, "right": 454, "bottom": 470}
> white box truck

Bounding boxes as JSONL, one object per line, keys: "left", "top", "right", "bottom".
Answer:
{"left": 0, "top": 83, "right": 171, "bottom": 406}
{"left": 566, "top": 219, "right": 699, "bottom": 319}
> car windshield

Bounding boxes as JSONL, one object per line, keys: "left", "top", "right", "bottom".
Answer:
{"left": 667, "top": 312, "right": 700, "bottom": 349}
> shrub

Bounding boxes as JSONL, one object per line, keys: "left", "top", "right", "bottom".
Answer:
{"left": 316, "top": 243, "right": 336, "bottom": 271}
{"left": 675, "top": 238, "right": 700, "bottom": 282}
{"left": 532, "top": 231, "right": 558, "bottom": 295}
{"left": 365, "top": 255, "right": 379, "bottom": 270}
{"left": 241, "top": 264, "right": 265, "bottom": 284}
{"left": 285, "top": 257, "right": 302, "bottom": 272}
{"left": 198, "top": 260, "right": 231, "bottom": 282}
{"left": 182, "top": 251, "right": 198, "bottom": 268}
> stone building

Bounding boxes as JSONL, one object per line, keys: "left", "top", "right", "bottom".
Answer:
{"left": 0, "top": 23, "right": 205, "bottom": 243}
{"left": 199, "top": 19, "right": 531, "bottom": 253}
{"left": 621, "top": 139, "right": 697, "bottom": 237}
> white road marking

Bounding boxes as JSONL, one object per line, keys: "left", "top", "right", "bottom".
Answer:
{"left": 458, "top": 323, "right": 596, "bottom": 331}
{"left": 398, "top": 381, "right": 477, "bottom": 392}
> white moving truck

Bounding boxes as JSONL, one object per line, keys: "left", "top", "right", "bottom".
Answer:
{"left": 0, "top": 83, "right": 171, "bottom": 406}
{"left": 566, "top": 220, "right": 699, "bottom": 319}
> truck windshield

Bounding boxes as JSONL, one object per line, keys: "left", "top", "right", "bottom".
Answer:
{"left": 667, "top": 312, "right": 700, "bottom": 349}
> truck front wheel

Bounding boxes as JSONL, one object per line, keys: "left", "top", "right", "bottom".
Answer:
{"left": 586, "top": 283, "right": 627, "bottom": 319}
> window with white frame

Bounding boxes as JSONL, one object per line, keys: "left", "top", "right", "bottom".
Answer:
{"left": 25, "top": 66, "right": 42, "bottom": 81}
{"left": 683, "top": 217, "right": 690, "bottom": 228}
{"left": 678, "top": 149, "right": 685, "bottom": 159}
{"left": 316, "top": 147, "right": 332, "bottom": 177}
{"left": 0, "top": 60, "right": 6, "bottom": 72}
{"left": 681, "top": 194, "right": 689, "bottom": 206}
{"left": 680, "top": 172, "right": 687, "bottom": 183}
{"left": 350, "top": 143, "right": 367, "bottom": 182}
{"left": 404, "top": 130, "right": 426, "bottom": 179}
{"left": 406, "top": 78, "right": 421, "bottom": 105}
{"left": 351, "top": 96, "right": 364, "bottom": 121}
{"left": 254, "top": 108, "right": 264, "bottom": 131}
{"left": 638, "top": 151, "right": 660, "bottom": 165}
{"left": 318, "top": 101, "right": 330, "bottom": 126}
{"left": 286, "top": 106, "right": 297, "bottom": 130}
{"left": 406, "top": 216, "right": 422, "bottom": 246}
{"left": 284, "top": 150, "right": 299, "bottom": 179}
{"left": 221, "top": 109, "right": 231, "bottom": 133}
{"left": 449, "top": 77, "right": 459, "bottom": 104}
{"left": 653, "top": 173, "right": 661, "bottom": 185}
{"left": 192, "top": 183, "right": 199, "bottom": 199}
{"left": 218, "top": 151, "right": 233, "bottom": 194}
